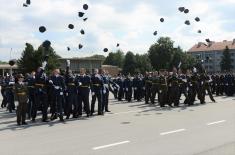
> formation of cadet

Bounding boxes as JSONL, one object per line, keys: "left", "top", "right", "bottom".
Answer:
{"left": 111, "top": 68, "right": 235, "bottom": 107}
{"left": 1, "top": 62, "right": 235, "bottom": 125}
{"left": 0, "top": 60, "right": 113, "bottom": 125}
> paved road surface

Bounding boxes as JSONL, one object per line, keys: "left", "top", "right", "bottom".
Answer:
{"left": 0, "top": 95, "right": 234, "bottom": 155}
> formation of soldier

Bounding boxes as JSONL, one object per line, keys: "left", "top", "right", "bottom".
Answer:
{"left": 1, "top": 61, "right": 235, "bottom": 125}
{"left": 111, "top": 68, "right": 235, "bottom": 107}
{"left": 0, "top": 60, "right": 112, "bottom": 125}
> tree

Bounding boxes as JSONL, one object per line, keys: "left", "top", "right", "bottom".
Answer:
{"left": 86, "top": 54, "right": 106, "bottom": 61}
{"left": 18, "top": 42, "right": 61, "bottom": 74}
{"left": 220, "top": 46, "right": 233, "bottom": 72}
{"left": 148, "top": 37, "right": 175, "bottom": 70}
{"left": 135, "top": 54, "right": 153, "bottom": 73}
{"left": 17, "top": 43, "right": 37, "bottom": 73}
{"left": 181, "top": 54, "right": 196, "bottom": 72}
{"left": 169, "top": 47, "right": 184, "bottom": 69}
{"left": 103, "top": 50, "right": 125, "bottom": 68}
{"left": 36, "top": 45, "right": 61, "bottom": 74}
{"left": 0, "top": 61, "right": 7, "bottom": 64}
{"left": 122, "top": 51, "right": 137, "bottom": 75}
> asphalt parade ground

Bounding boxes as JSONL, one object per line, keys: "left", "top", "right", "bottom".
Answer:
{"left": 0, "top": 95, "right": 235, "bottom": 155}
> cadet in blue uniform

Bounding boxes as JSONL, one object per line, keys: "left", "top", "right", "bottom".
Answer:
{"left": 109, "top": 76, "right": 119, "bottom": 99}
{"left": 77, "top": 68, "right": 91, "bottom": 117}
{"left": 91, "top": 69, "right": 104, "bottom": 115}
{"left": 5, "top": 74, "right": 15, "bottom": 113}
{"left": 101, "top": 69, "right": 111, "bottom": 112}
{"left": 116, "top": 74, "right": 124, "bottom": 101}
{"left": 25, "top": 71, "right": 35, "bottom": 119}
{"left": 132, "top": 74, "right": 144, "bottom": 101}
{"left": 64, "top": 60, "right": 78, "bottom": 119}
{"left": 33, "top": 62, "right": 48, "bottom": 122}
{"left": 50, "top": 69, "right": 65, "bottom": 122}
{"left": 1, "top": 76, "right": 8, "bottom": 108}
{"left": 124, "top": 74, "right": 133, "bottom": 102}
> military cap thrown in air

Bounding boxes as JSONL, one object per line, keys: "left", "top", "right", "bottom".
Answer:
{"left": 78, "top": 44, "right": 83, "bottom": 49}
{"left": 83, "top": 4, "right": 89, "bottom": 10}
{"left": 26, "top": 0, "right": 31, "bottom": 5}
{"left": 185, "top": 20, "right": 190, "bottom": 25}
{"left": 178, "top": 7, "right": 185, "bottom": 12}
{"left": 184, "top": 9, "right": 189, "bottom": 14}
{"left": 195, "top": 17, "right": 200, "bottom": 22}
{"left": 78, "top": 12, "right": 85, "bottom": 17}
{"left": 80, "top": 29, "right": 85, "bottom": 35}
{"left": 103, "top": 48, "right": 108, "bottom": 52}
{"left": 205, "top": 38, "right": 211, "bottom": 43}
{"left": 42, "top": 40, "right": 51, "bottom": 49}
{"left": 39, "top": 26, "right": 46, "bottom": 33}
{"left": 68, "top": 24, "right": 74, "bottom": 29}
{"left": 153, "top": 31, "right": 157, "bottom": 36}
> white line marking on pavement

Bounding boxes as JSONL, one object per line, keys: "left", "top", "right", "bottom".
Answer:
{"left": 92, "top": 141, "right": 130, "bottom": 150}
{"left": 207, "top": 120, "right": 226, "bottom": 126}
{"left": 160, "top": 129, "right": 186, "bottom": 136}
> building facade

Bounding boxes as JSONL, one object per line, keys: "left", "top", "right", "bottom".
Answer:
{"left": 59, "top": 58, "right": 103, "bottom": 73}
{"left": 187, "top": 39, "right": 235, "bottom": 73}
{"left": 102, "top": 65, "right": 121, "bottom": 76}
{"left": 0, "top": 64, "right": 18, "bottom": 76}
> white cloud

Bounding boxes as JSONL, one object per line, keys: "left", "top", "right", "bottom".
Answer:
{"left": 0, "top": 0, "right": 235, "bottom": 61}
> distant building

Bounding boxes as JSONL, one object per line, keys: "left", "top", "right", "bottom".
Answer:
{"left": 102, "top": 65, "right": 121, "bottom": 76}
{"left": 187, "top": 39, "right": 235, "bottom": 72}
{"left": 0, "top": 64, "right": 18, "bottom": 76}
{"left": 59, "top": 58, "right": 103, "bottom": 73}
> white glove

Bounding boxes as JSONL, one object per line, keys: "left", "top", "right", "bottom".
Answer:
{"left": 126, "top": 88, "right": 128, "bottom": 91}
{"left": 66, "top": 60, "right": 70, "bottom": 67}
{"left": 134, "top": 87, "right": 137, "bottom": 90}
{"left": 103, "top": 90, "right": 106, "bottom": 94}
{"left": 92, "top": 92, "right": 95, "bottom": 96}
{"left": 49, "top": 80, "right": 53, "bottom": 84}
{"left": 42, "top": 61, "right": 47, "bottom": 69}
{"left": 9, "top": 82, "right": 15, "bottom": 85}
{"left": 54, "top": 86, "right": 60, "bottom": 90}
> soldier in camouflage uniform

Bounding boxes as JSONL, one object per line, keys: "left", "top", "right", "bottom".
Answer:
{"left": 151, "top": 71, "right": 159, "bottom": 104}
{"left": 144, "top": 72, "right": 153, "bottom": 104}
{"left": 158, "top": 70, "right": 169, "bottom": 107}
{"left": 168, "top": 68, "right": 180, "bottom": 107}
{"left": 14, "top": 74, "right": 28, "bottom": 125}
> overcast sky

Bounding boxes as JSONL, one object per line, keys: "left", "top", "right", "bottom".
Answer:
{"left": 0, "top": 0, "right": 235, "bottom": 61}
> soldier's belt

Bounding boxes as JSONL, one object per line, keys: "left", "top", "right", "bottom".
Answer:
{"left": 146, "top": 80, "right": 152, "bottom": 83}
{"left": 35, "top": 84, "right": 45, "bottom": 87}
{"left": 160, "top": 84, "right": 167, "bottom": 85}
{"left": 67, "top": 83, "right": 75, "bottom": 86}
{"left": 93, "top": 84, "right": 100, "bottom": 86}
{"left": 152, "top": 83, "right": 159, "bottom": 85}
{"left": 17, "top": 92, "right": 26, "bottom": 95}
{"left": 80, "top": 85, "right": 89, "bottom": 88}
{"left": 27, "top": 86, "right": 35, "bottom": 88}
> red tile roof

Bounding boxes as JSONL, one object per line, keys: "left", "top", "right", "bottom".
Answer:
{"left": 188, "top": 40, "right": 235, "bottom": 53}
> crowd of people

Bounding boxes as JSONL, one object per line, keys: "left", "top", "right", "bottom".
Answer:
{"left": 0, "top": 60, "right": 235, "bottom": 126}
